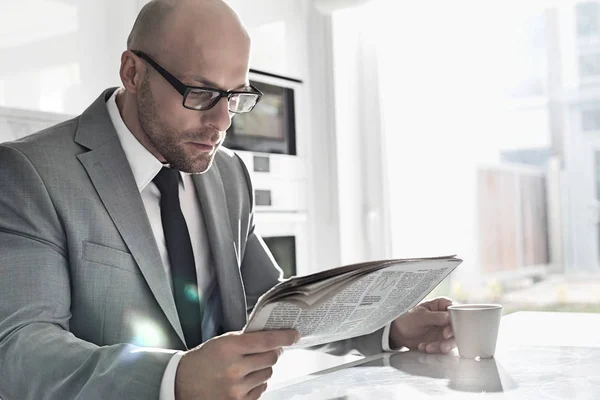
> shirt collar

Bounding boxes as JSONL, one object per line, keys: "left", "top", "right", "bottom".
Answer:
{"left": 106, "top": 89, "right": 186, "bottom": 192}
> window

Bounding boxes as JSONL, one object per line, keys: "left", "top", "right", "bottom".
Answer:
{"left": 582, "top": 107, "right": 600, "bottom": 132}
{"left": 579, "top": 52, "right": 600, "bottom": 78}
{"left": 576, "top": 2, "right": 600, "bottom": 40}
{"left": 596, "top": 151, "right": 600, "bottom": 262}
{"left": 595, "top": 151, "right": 600, "bottom": 201}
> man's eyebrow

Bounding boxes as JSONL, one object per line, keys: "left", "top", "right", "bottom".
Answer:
{"left": 188, "top": 75, "right": 249, "bottom": 91}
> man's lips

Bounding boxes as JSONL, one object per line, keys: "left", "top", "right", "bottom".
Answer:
{"left": 188, "top": 142, "right": 215, "bottom": 152}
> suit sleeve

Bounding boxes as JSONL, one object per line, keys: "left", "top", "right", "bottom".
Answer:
{"left": 0, "top": 144, "right": 176, "bottom": 400}
{"left": 234, "top": 155, "right": 386, "bottom": 357}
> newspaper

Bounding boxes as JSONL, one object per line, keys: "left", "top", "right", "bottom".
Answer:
{"left": 244, "top": 255, "right": 462, "bottom": 348}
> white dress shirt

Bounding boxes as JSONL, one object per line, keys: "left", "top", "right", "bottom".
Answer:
{"left": 106, "top": 89, "right": 212, "bottom": 400}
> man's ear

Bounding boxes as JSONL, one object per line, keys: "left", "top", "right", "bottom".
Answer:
{"left": 120, "top": 50, "right": 145, "bottom": 94}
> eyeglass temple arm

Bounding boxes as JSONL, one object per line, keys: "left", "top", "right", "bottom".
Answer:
{"left": 132, "top": 51, "right": 188, "bottom": 96}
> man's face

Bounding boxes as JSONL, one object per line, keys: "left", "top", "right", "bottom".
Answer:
{"left": 136, "top": 28, "right": 250, "bottom": 174}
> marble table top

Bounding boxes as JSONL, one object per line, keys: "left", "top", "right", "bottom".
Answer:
{"left": 265, "top": 311, "right": 600, "bottom": 399}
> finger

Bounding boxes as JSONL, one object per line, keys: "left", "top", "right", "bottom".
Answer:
{"left": 418, "top": 342, "right": 426, "bottom": 352}
{"left": 246, "top": 382, "right": 268, "bottom": 400}
{"left": 242, "top": 349, "right": 282, "bottom": 372}
{"left": 443, "top": 326, "right": 454, "bottom": 339}
{"left": 435, "top": 297, "right": 453, "bottom": 311}
{"left": 425, "top": 311, "right": 450, "bottom": 327}
{"left": 421, "top": 297, "right": 453, "bottom": 311}
{"left": 244, "top": 367, "right": 274, "bottom": 388}
{"left": 240, "top": 330, "right": 300, "bottom": 354}
{"left": 440, "top": 339, "right": 456, "bottom": 354}
{"left": 425, "top": 342, "right": 441, "bottom": 354}
{"left": 424, "top": 339, "right": 456, "bottom": 354}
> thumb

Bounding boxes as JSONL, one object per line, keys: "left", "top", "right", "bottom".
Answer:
{"left": 425, "top": 310, "right": 450, "bottom": 327}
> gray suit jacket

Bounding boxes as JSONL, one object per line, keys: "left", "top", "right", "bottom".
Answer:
{"left": 0, "top": 89, "right": 385, "bottom": 400}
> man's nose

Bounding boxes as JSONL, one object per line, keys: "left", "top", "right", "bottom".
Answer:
{"left": 203, "top": 97, "right": 232, "bottom": 132}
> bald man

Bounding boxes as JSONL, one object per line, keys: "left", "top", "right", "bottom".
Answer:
{"left": 0, "top": 1, "right": 456, "bottom": 399}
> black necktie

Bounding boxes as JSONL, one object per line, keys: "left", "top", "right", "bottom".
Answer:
{"left": 153, "top": 167, "right": 203, "bottom": 348}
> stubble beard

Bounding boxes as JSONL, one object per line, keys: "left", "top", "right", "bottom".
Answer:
{"left": 137, "top": 77, "right": 223, "bottom": 174}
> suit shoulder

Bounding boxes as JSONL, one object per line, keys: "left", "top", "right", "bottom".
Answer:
{"left": 214, "top": 146, "right": 252, "bottom": 197}
{"left": 216, "top": 146, "right": 236, "bottom": 159}
{"left": 214, "top": 146, "right": 247, "bottom": 172}
{"left": 2, "top": 117, "right": 80, "bottom": 158}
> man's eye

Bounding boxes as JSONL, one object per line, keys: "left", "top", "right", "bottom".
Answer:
{"left": 187, "top": 90, "right": 217, "bottom": 100}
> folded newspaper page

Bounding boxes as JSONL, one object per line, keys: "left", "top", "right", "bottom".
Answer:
{"left": 244, "top": 255, "right": 462, "bottom": 348}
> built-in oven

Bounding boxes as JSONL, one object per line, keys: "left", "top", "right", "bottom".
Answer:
{"left": 254, "top": 212, "right": 310, "bottom": 278}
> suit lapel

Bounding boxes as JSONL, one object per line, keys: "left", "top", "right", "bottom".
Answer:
{"left": 192, "top": 163, "right": 247, "bottom": 332}
{"left": 75, "top": 89, "right": 186, "bottom": 346}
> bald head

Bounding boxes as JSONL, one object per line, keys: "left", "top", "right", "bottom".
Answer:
{"left": 127, "top": 0, "right": 174, "bottom": 52}
{"left": 127, "top": 0, "right": 249, "bottom": 56}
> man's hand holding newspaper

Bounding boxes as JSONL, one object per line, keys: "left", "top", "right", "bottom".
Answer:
{"left": 244, "top": 255, "right": 462, "bottom": 352}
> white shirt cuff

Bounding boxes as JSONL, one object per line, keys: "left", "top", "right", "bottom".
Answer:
{"left": 159, "top": 351, "right": 185, "bottom": 400}
{"left": 382, "top": 322, "right": 394, "bottom": 352}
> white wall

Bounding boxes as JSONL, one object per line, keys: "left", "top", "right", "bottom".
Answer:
{"left": 226, "top": 0, "right": 310, "bottom": 80}
{"left": 330, "top": 12, "right": 365, "bottom": 265}
{"left": 330, "top": 6, "right": 390, "bottom": 265}
{"left": 0, "top": 0, "right": 137, "bottom": 117}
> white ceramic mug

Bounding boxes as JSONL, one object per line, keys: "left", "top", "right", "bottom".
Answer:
{"left": 448, "top": 304, "right": 503, "bottom": 359}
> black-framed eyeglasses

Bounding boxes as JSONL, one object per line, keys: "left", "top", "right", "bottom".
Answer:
{"left": 132, "top": 50, "right": 262, "bottom": 114}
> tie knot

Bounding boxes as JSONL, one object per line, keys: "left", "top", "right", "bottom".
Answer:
{"left": 153, "top": 167, "right": 180, "bottom": 196}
